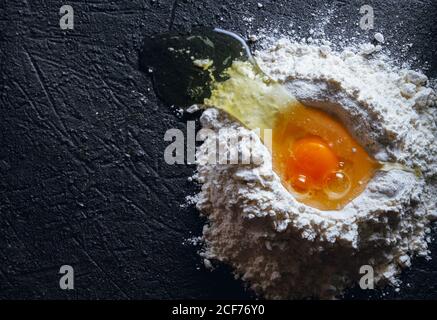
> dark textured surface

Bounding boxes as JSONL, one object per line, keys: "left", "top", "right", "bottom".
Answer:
{"left": 0, "top": 0, "right": 436, "bottom": 299}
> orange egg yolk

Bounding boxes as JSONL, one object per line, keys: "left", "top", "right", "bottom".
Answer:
{"left": 272, "top": 102, "right": 381, "bottom": 211}
{"left": 288, "top": 136, "right": 338, "bottom": 189}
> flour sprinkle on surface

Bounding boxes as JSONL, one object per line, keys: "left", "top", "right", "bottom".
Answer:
{"left": 189, "top": 34, "right": 436, "bottom": 299}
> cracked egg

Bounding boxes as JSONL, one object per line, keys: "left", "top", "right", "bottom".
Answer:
{"left": 205, "top": 60, "right": 381, "bottom": 211}
{"left": 272, "top": 103, "right": 381, "bottom": 210}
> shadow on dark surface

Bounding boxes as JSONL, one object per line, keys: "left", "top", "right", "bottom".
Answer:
{"left": 139, "top": 28, "right": 250, "bottom": 108}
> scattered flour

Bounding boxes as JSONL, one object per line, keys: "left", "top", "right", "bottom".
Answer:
{"left": 193, "top": 37, "right": 436, "bottom": 299}
{"left": 374, "top": 32, "right": 385, "bottom": 44}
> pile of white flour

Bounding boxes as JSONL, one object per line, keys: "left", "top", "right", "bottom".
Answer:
{"left": 192, "top": 38, "right": 436, "bottom": 299}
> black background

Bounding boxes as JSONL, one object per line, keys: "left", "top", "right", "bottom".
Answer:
{"left": 1, "top": 0, "right": 436, "bottom": 299}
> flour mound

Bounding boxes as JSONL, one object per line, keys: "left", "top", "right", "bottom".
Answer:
{"left": 194, "top": 39, "right": 437, "bottom": 299}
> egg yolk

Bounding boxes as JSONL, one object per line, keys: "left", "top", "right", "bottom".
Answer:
{"left": 289, "top": 136, "right": 338, "bottom": 188}
{"left": 272, "top": 102, "right": 381, "bottom": 211}
{"left": 204, "top": 60, "right": 381, "bottom": 211}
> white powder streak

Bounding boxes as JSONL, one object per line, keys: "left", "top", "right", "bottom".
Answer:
{"left": 193, "top": 38, "right": 436, "bottom": 299}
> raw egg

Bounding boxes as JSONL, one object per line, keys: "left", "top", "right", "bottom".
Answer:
{"left": 272, "top": 102, "right": 381, "bottom": 210}
{"left": 205, "top": 60, "right": 381, "bottom": 211}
